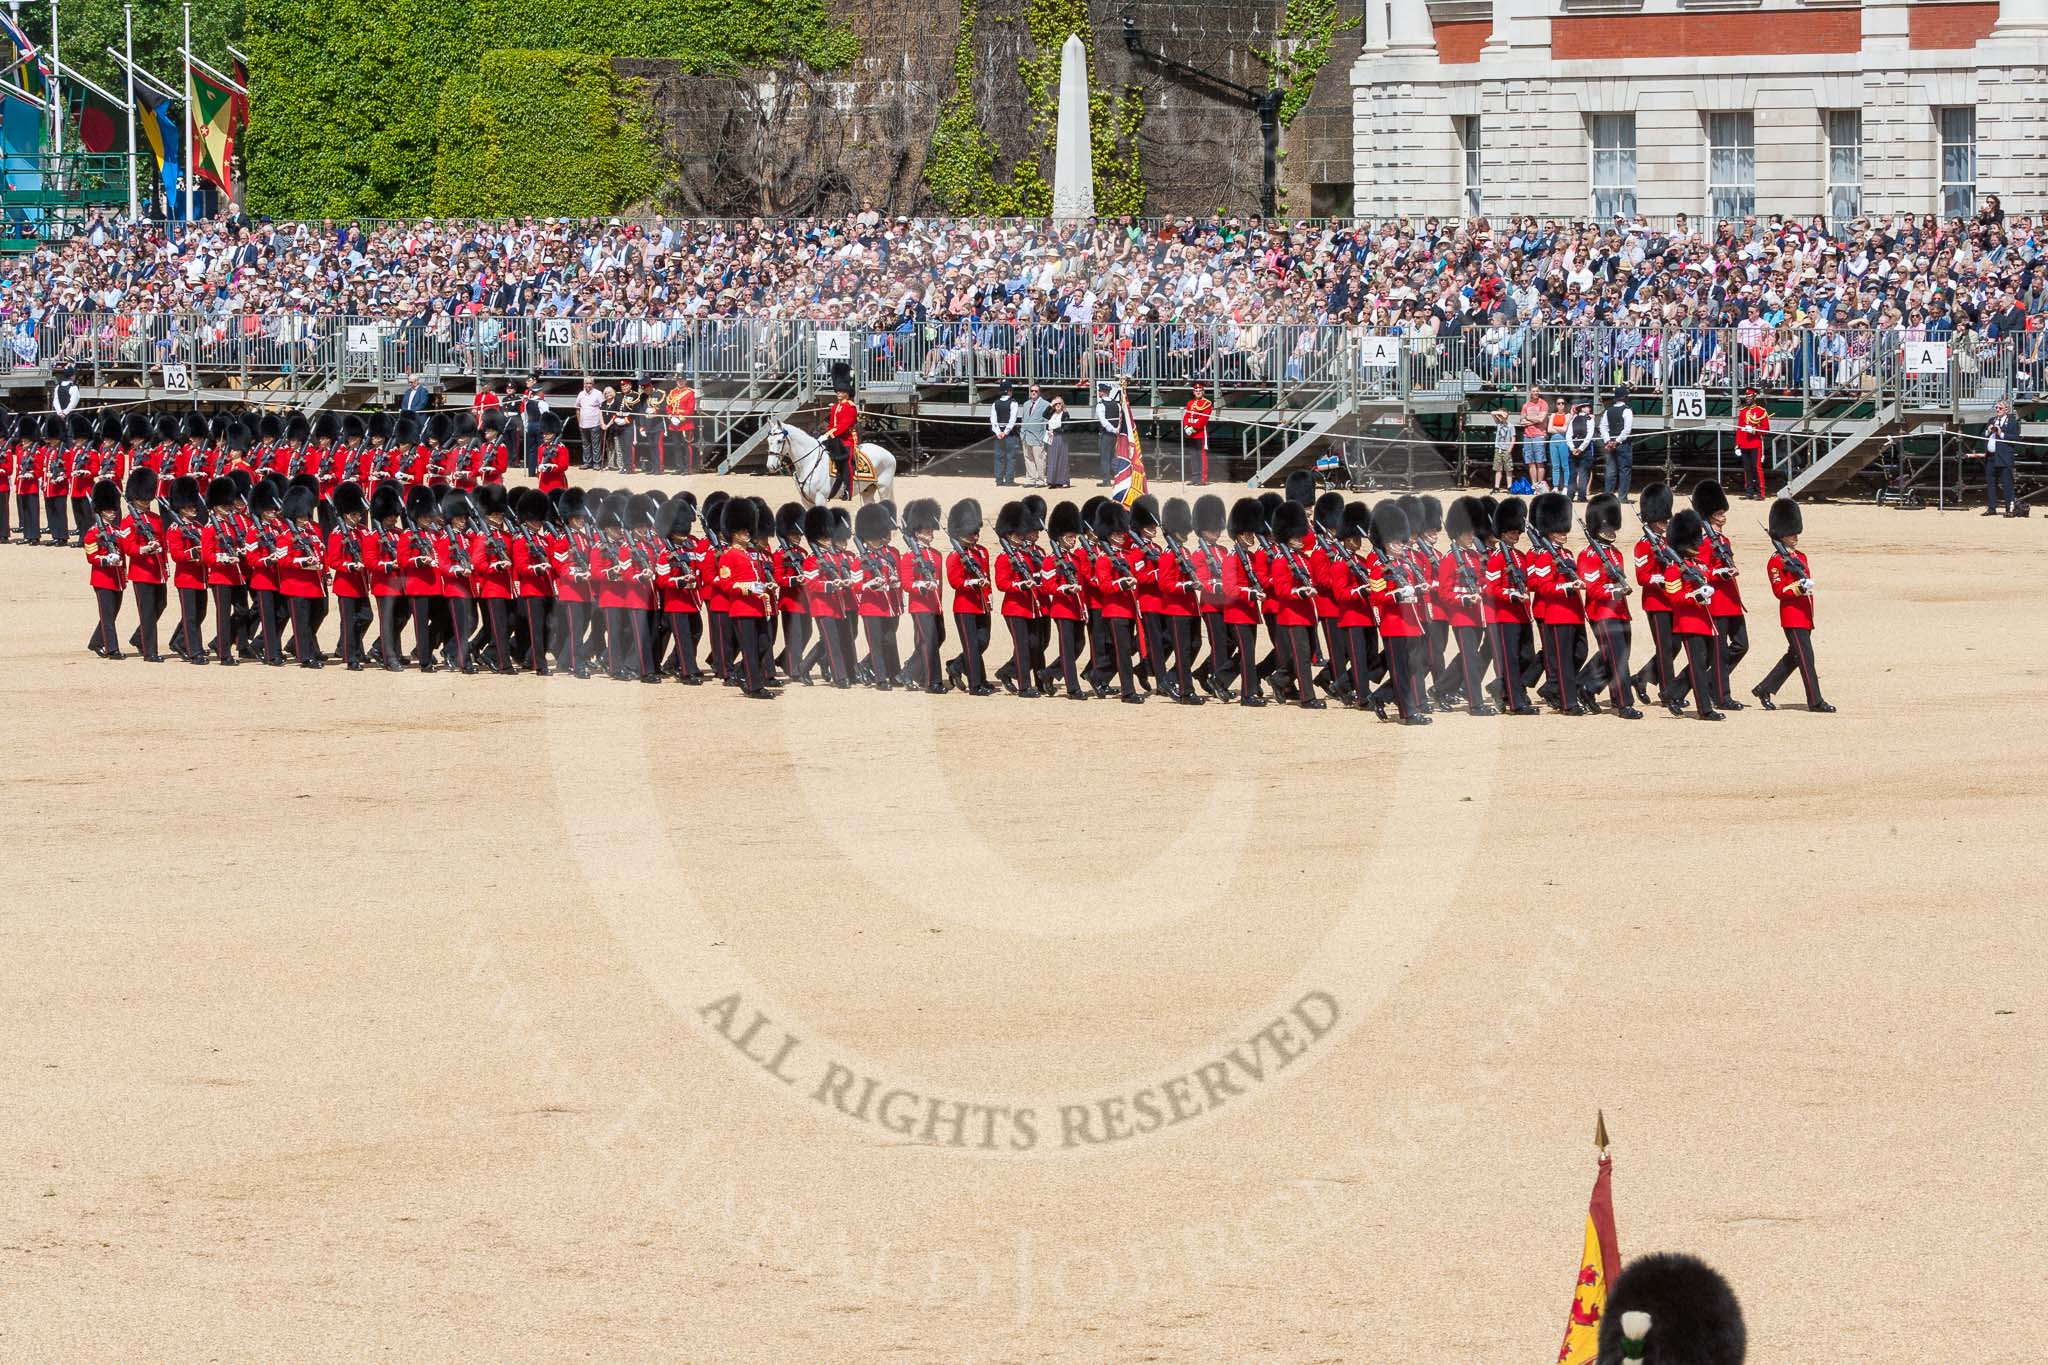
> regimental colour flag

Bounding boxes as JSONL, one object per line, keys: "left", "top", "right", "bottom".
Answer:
{"left": 191, "top": 67, "right": 241, "bottom": 196}
{"left": 1556, "top": 1150, "right": 1621, "bottom": 1365}
{"left": 1112, "top": 380, "right": 1146, "bottom": 507}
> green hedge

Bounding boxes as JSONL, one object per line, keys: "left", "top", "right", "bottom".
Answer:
{"left": 242, "top": 0, "right": 856, "bottom": 217}
{"left": 430, "top": 52, "right": 662, "bottom": 217}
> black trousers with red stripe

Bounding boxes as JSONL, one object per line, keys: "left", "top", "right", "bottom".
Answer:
{"left": 1450, "top": 624, "right": 1489, "bottom": 712}
{"left": 1632, "top": 611, "right": 1677, "bottom": 705}
{"left": 522, "top": 598, "right": 553, "bottom": 675}
{"left": 287, "top": 595, "right": 321, "bottom": 665}
{"left": 90, "top": 586, "right": 124, "bottom": 657}
{"left": 1278, "top": 623, "right": 1318, "bottom": 707}
{"left": 1541, "top": 621, "right": 1586, "bottom": 712}
{"left": 175, "top": 586, "right": 208, "bottom": 659}
{"left": 377, "top": 594, "right": 407, "bottom": 668}
{"left": 665, "top": 608, "right": 703, "bottom": 680}
{"left": 1585, "top": 618, "right": 1634, "bottom": 710}
{"left": 1674, "top": 631, "right": 1718, "bottom": 716}
{"left": 1164, "top": 615, "right": 1198, "bottom": 698}
{"left": 212, "top": 586, "right": 244, "bottom": 663}
{"left": 1340, "top": 625, "right": 1376, "bottom": 706}
{"left": 483, "top": 597, "right": 515, "bottom": 672}
{"left": 732, "top": 615, "right": 770, "bottom": 695}
{"left": 335, "top": 595, "right": 370, "bottom": 667}
{"left": 1004, "top": 617, "right": 1038, "bottom": 695}
{"left": 908, "top": 612, "right": 944, "bottom": 689}
{"left": 1488, "top": 620, "right": 1532, "bottom": 711}
{"left": 1756, "top": 626, "right": 1826, "bottom": 707}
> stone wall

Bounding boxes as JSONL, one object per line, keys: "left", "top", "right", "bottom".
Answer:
{"left": 620, "top": 0, "right": 1359, "bottom": 216}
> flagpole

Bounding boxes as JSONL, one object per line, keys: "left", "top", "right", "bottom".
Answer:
{"left": 47, "top": 0, "right": 59, "bottom": 162}
{"left": 182, "top": 1, "right": 193, "bottom": 222}
{"left": 123, "top": 4, "right": 136, "bottom": 218}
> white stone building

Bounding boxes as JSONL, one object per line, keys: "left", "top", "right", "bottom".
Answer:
{"left": 1351, "top": 0, "right": 2048, "bottom": 220}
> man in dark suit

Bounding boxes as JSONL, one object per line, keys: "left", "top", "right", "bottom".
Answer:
{"left": 1981, "top": 399, "right": 2020, "bottom": 517}
{"left": 399, "top": 376, "right": 432, "bottom": 414}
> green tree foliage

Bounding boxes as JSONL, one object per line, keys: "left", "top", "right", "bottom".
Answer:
{"left": 241, "top": 0, "right": 856, "bottom": 216}
{"left": 1251, "top": 0, "right": 1358, "bottom": 129}
{"left": 17, "top": 0, "right": 245, "bottom": 96}
{"left": 429, "top": 52, "right": 661, "bottom": 217}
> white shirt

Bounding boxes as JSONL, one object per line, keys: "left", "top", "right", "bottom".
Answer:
{"left": 575, "top": 388, "right": 605, "bottom": 427}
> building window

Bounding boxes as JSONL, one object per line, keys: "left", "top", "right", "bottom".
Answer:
{"left": 1458, "top": 116, "right": 1482, "bottom": 218}
{"left": 1939, "top": 107, "right": 1976, "bottom": 218}
{"left": 1589, "top": 114, "right": 1636, "bottom": 220}
{"left": 1826, "top": 111, "right": 1861, "bottom": 223}
{"left": 1705, "top": 112, "right": 1755, "bottom": 221}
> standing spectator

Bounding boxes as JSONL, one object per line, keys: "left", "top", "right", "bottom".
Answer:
{"left": 574, "top": 377, "right": 604, "bottom": 469}
{"left": 1490, "top": 410, "right": 1513, "bottom": 491}
{"left": 1096, "top": 380, "right": 1126, "bottom": 487}
{"left": 605, "top": 380, "right": 636, "bottom": 471}
{"left": 1019, "top": 383, "right": 1051, "bottom": 488}
{"left": 399, "top": 374, "right": 432, "bottom": 413}
{"left": 1980, "top": 398, "right": 2019, "bottom": 516}
{"left": 1045, "top": 395, "right": 1072, "bottom": 488}
{"left": 1599, "top": 388, "right": 1635, "bottom": 495}
{"left": 1567, "top": 401, "right": 1596, "bottom": 501}
{"left": 989, "top": 381, "right": 1021, "bottom": 488}
{"left": 1520, "top": 385, "right": 1550, "bottom": 491}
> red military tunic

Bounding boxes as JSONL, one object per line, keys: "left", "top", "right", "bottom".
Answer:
{"left": 900, "top": 544, "right": 944, "bottom": 615}
{"left": 1633, "top": 535, "right": 1671, "bottom": 616}
{"left": 945, "top": 545, "right": 990, "bottom": 615}
{"left": 119, "top": 511, "right": 169, "bottom": 586}
{"left": 1577, "top": 543, "right": 1632, "bottom": 623}
{"left": 716, "top": 544, "right": 770, "bottom": 619}
{"left": 1264, "top": 546, "right": 1320, "bottom": 629}
{"left": 326, "top": 526, "right": 371, "bottom": 599}
{"left": 1766, "top": 551, "right": 1815, "bottom": 630}
{"left": 84, "top": 520, "right": 128, "bottom": 591}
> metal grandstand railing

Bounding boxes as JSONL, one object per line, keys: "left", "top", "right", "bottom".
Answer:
{"left": 1, "top": 314, "right": 2031, "bottom": 422}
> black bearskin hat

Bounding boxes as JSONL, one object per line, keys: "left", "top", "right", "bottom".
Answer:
{"left": 285, "top": 413, "right": 311, "bottom": 443}
{"left": 1256, "top": 490, "right": 1284, "bottom": 528}
{"left": 1768, "top": 497, "right": 1803, "bottom": 539}
{"left": 831, "top": 360, "right": 855, "bottom": 396}
{"left": 1531, "top": 491, "right": 1573, "bottom": 537}
{"left": 1194, "top": 493, "right": 1226, "bottom": 536}
{"left": 1691, "top": 479, "right": 1730, "bottom": 519}
{"left": 1313, "top": 490, "right": 1346, "bottom": 535}
{"left": 1443, "top": 495, "right": 1478, "bottom": 541}
{"left": 656, "top": 497, "right": 689, "bottom": 540}
{"left": 439, "top": 489, "right": 475, "bottom": 523}
{"left": 828, "top": 507, "right": 853, "bottom": 542}
{"left": 370, "top": 484, "right": 404, "bottom": 521}
{"left": 1021, "top": 493, "right": 1047, "bottom": 530}
{"left": 1080, "top": 494, "right": 1106, "bottom": 525}
{"left": 475, "top": 483, "right": 511, "bottom": 518}
{"left": 947, "top": 498, "right": 982, "bottom": 539}
{"left": 405, "top": 485, "right": 440, "bottom": 522}
{"left": 124, "top": 466, "right": 159, "bottom": 503}
{"left": 342, "top": 413, "right": 368, "bottom": 442}
{"left": 560, "top": 487, "right": 588, "bottom": 522}
{"left": 91, "top": 478, "right": 121, "bottom": 514}
{"left": 776, "top": 501, "right": 808, "bottom": 543}
{"left": 257, "top": 411, "right": 285, "bottom": 442}
{"left": 1272, "top": 500, "right": 1310, "bottom": 543}
{"left": 332, "top": 481, "right": 368, "bottom": 518}
{"left": 1594, "top": 1253, "right": 1745, "bottom": 1365}
{"left": 1370, "top": 499, "right": 1410, "bottom": 549}
{"left": 1397, "top": 493, "right": 1424, "bottom": 532}
{"left": 993, "top": 501, "right": 1025, "bottom": 540}
{"left": 1283, "top": 468, "right": 1316, "bottom": 506}
{"left": 228, "top": 467, "right": 254, "bottom": 498}
{"left": 1090, "top": 498, "right": 1123, "bottom": 541}
{"left": 367, "top": 411, "right": 392, "bottom": 442}
{"left": 1639, "top": 481, "right": 1674, "bottom": 525}
{"left": 516, "top": 489, "right": 552, "bottom": 524}
{"left": 282, "top": 486, "right": 319, "bottom": 523}
{"left": 905, "top": 497, "right": 942, "bottom": 535}
{"left": 1227, "top": 497, "right": 1264, "bottom": 539}
{"left": 700, "top": 490, "right": 729, "bottom": 536}
{"left": 394, "top": 412, "right": 421, "bottom": 445}
{"left": 722, "top": 496, "right": 760, "bottom": 540}
{"left": 804, "top": 504, "right": 833, "bottom": 543}
{"left": 1419, "top": 493, "right": 1444, "bottom": 534}
{"left": 1341, "top": 500, "right": 1372, "bottom": 541}
{"left": 595, "top": 501, "right": 623, "bottom": 532}
{"left": 153, "top": 411, "right": 182, "bottom": 443}
{"left": 206, "top": 477, "right": 239, "bottom": 511}
{"left": 628, "top": 493, "right": 659, "bottom": 532}
{"left": 1479, "top": 495, "right": 1501, "bottom": 537}
{"left": 311, "top": 411, "right": 339, "bottom": 442}
{"left": 1162, "top": 496, "right": 1194, "bottom": 539}
{"left": 1586, "top": 492, "right": 1624, "bottom": 539}
{"left": 182, "top": 411, "right": 210, "bottom": 441}
{"left": 1129, "top": 494, "right": 1161, "bottom": 533}
{"left": 1048, "top": 501, "right": 1083, "bottom": 540}
{"left": 854, "top": 501, "right": 892, "bottom": 542}
{"left": 1668, "top": 508, "right": 1707, "bottom": 554}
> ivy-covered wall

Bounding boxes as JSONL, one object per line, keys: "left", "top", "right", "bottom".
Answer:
{"left": 430, "top": 53, "right": 662, "bottom": 217}
{"left": 241, "top": 0, "right": 857, "bottom": 217}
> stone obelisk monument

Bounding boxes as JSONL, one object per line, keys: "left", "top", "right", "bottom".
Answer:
{"left": 1050, "top": 34, "right": 1095, "bottom": 219}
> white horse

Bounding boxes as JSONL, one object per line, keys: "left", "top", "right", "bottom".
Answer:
{"left": 763, "top": 422, "right": 897, "bottom": 508}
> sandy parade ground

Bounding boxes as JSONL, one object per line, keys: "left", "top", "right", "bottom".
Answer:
{"left": 3, "top": 468, "right": 2045, "bottom": 1363}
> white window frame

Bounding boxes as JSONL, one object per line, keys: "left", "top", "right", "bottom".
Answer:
{"left": 1589, "top": 114, "right": 1637, "bottom": 221}
{"left": 1825, "top": 110, "right": 1861, "bottom": 224}
{"left": 1459, "top": 116, "right": 1483, "bottom": 219}
{"left": 1705, "top": 111, "right": 1756, "bottom": 223}
{"left": 1938, "top": 107, "right": 1976, "bottom": 219}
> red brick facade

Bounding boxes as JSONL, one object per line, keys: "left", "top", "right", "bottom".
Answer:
{"left": 1910, "top": 1, "right": 2000, "bottom": 48}
{"left": 1550, "top": 11, "right": 1862, "bottom": 60}
{"left": 1433, "top": 20, "right": 1493, "bottom": 65}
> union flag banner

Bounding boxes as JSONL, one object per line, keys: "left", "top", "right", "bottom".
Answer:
{"left": 1556, "top": 1152, "right": 1621, "bottom": 1365}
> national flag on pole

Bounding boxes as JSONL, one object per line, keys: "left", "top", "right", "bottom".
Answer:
{"left": 1556, "top": 1142, "right": 1622, "bottom": 1365}
{"left": 1112, "top": 380, "right": 1146, "bottom": 507}
{"left": 190, "top": 66, "right": 240, "bottom": 196}
{"left": 141, "top": 96, "right": 181, "bottom": 211}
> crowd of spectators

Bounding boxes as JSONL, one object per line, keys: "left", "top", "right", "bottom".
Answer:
{"left": 5, "top": 201, "right": 2042, "bottom": 398}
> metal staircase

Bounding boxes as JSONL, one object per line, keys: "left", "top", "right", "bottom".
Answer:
{"left": 1783, "top": 398, "right": 1902, "bottom": 499}
{"left": 716, "top": 371, "right": 815, "bottom": 473}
